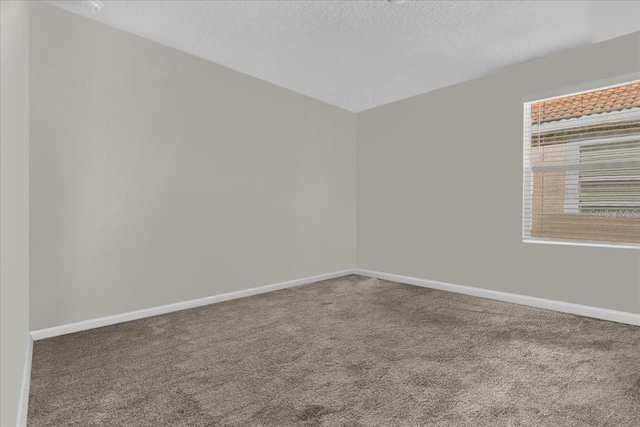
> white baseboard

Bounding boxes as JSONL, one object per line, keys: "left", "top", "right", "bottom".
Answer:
{"left": 29, "top": 267, "right": 639, "bottom": 341}
{"left": 354, "top": 269, "right": 640, "bottom": 327}
{"left": 16, "top": 336, "right": 33, "bottom": 427}
{"left": 30, "top": 269, "right": 357, "bottom": 340}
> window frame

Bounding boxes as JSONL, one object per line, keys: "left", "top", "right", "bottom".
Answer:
{"left": 522, "top": 78, "right": 640, "bottom": 250}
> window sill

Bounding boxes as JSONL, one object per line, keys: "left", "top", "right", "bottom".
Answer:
{"left": 523, "top": 238, "right": 640, "bottom": 250}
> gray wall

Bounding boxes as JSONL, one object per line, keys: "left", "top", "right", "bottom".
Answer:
{"left": 30, "top": 3, "right": 356, "bottom": 330}
{"left": 29, "top": 0, "right": 640, "bottom": 334}
{"left": 1, "top": 1, "right": 30, "bottom": 425}
{"left": 357, "top": 32, "right": 640, "bottom": 314}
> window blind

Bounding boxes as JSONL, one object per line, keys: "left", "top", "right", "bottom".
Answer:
{"left": 523, "top": 81, "right": 640, "bottom": 248}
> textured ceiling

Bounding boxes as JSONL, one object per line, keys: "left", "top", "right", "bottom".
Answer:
{"left": 45, "top": 1, "right": 640, "bottom": 112}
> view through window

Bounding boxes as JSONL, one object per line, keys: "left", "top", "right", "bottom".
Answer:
{"left": 523, "top": 81, "right": 640, "bottom": 248}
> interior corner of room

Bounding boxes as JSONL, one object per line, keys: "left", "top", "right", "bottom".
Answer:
{"left": 2, "top": 1, "right": 640, "bottom": 426}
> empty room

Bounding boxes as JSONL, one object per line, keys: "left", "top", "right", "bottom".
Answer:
{"left": 2, "top": 0, "right": 640, "bottom": 425}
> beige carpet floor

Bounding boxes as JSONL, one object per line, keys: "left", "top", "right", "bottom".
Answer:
{"left": 28, "top": 275, "right": 640, "bottom": 426}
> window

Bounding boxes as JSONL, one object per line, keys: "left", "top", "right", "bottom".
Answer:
{"left": 523, "top": 81, "right": 640, "bottom": 248}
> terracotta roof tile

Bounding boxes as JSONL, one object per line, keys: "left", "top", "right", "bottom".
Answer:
{"left": 531, "top": 82, "right": 640, "bottom": 124}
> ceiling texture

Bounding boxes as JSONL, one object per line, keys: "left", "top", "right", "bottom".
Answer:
{"left": 45, "top": 0, "right": 640, "bottom": 112}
